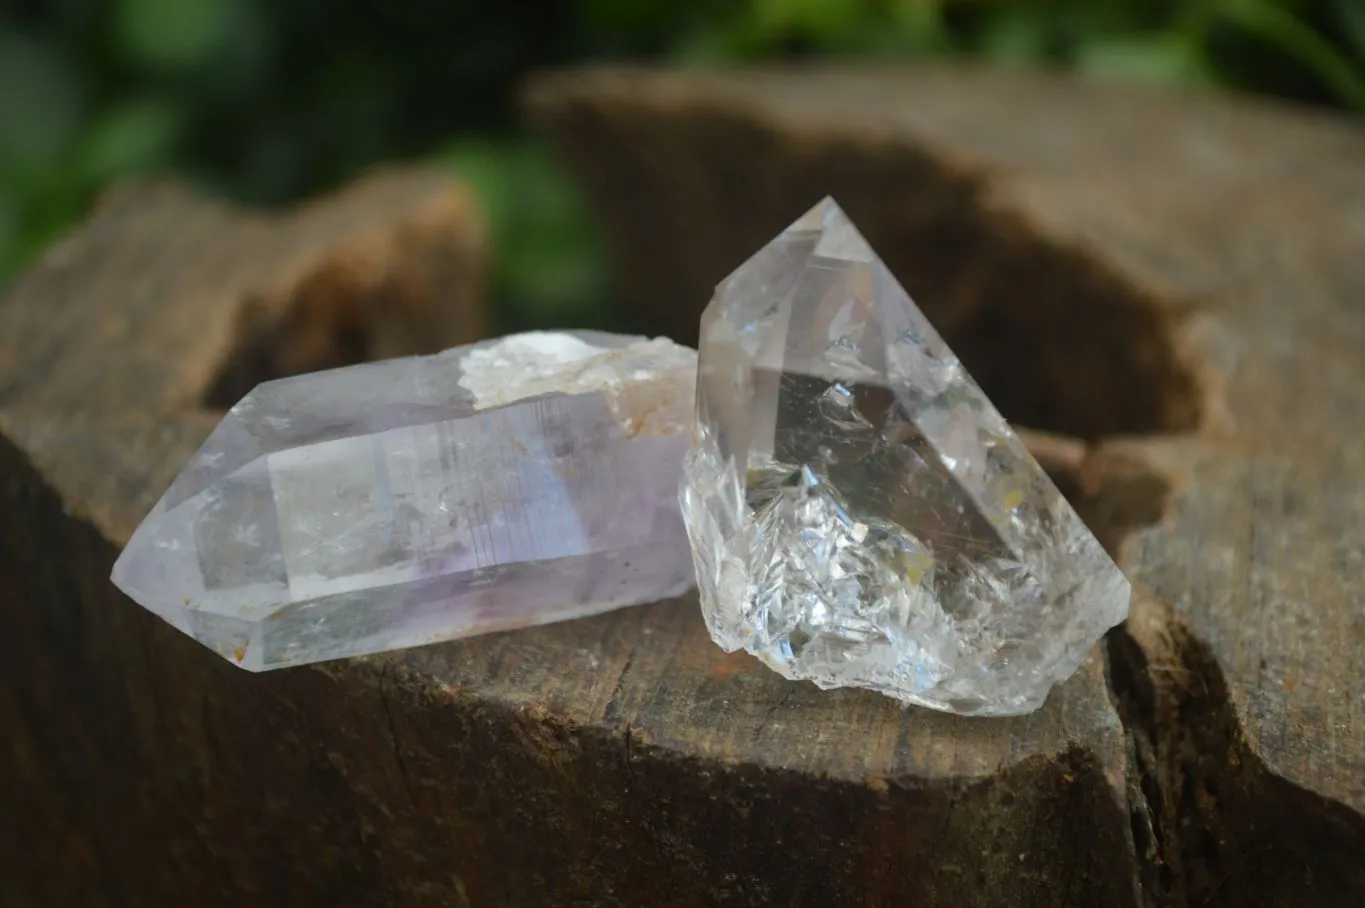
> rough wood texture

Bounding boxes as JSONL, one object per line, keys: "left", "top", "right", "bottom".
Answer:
{"left": 3, "top": 67, "right": 1361, "bottom": 908}
{"left": 526, "top": 66, "right": 1365, "bottom": 906}
{"left": 7, "top": 129, "right": 1148, "bottom": 906}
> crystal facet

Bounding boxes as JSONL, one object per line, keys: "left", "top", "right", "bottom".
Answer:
{"left": 679, "top": 199, "right": 1130, "bottom": 716}
{"left": 114, "top": 331, "right": 697, "bottom": 670}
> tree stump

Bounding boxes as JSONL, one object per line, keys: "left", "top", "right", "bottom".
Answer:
{"left": 1, "top": 67, "right": 1361, "bottom": 908}
{"left": 525, "top": 66, "right": 1365, "bottom": 906}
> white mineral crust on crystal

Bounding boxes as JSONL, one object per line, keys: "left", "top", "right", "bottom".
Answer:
{"left": 112, "top": 331, "right": 697, "bottom": 670}
{"left": 679, "top": 198, "right": 1131, "bottom": 716}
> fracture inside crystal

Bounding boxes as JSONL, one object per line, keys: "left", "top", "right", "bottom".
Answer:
{"left": 680, "top": 197, "right": 1130, "bottom": 716}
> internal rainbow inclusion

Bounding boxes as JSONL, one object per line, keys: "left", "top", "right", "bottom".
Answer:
{"left": 679, "top": 198, "right": 1130, "bottom": 716}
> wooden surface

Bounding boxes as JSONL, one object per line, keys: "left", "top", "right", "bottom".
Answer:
{"left": 6, "top": 119, "right": 1142, "bottom": 906}
{"left": 0, "top": 179, "right": 1144, "bottom": 907}
{"left": 527, "top": 66, "right": 1365, "bottom": 906}
{"left": 1, "top": 66, "right": 1361, "bottom": 908}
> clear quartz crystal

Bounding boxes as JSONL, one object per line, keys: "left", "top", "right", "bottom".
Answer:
{"left": 679, "top": 198, "right": 1130, "bottom": 716}
{"left": 113, "top": 331, "right": 697, "bottom": 671}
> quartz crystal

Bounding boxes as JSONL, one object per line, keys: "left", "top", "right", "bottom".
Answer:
{"left": 113, "top": 331, "right": 697, "bottom": 671}
{"left": 679, "top": 199, "right": 1130, "bottom": 716}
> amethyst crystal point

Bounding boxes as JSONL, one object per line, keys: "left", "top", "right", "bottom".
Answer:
{"left": 113, "top": 331, "right": 697, "bottom": 670}
{"left": 679, "top": 198, "right": 1130, "bottom": 716}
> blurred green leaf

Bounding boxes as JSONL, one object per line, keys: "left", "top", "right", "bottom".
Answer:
{"left": 1077, "top": 33, "right": 1210, "bottom": 86}
{"left": 575, "top": 0, "right": 677, "bottom": 36}
{"left": 441, "top": 137, "right": 521, "bottom": 241}
{"left": 0, "top": 186, "right": 16, "bottom": 278}
{"left": 752, "top": 0, "right": 863, "bottom": 40}
{"left": 193, "top": 0, "right": 273, "bottom": 100}
{"left": 884, "top": 0, "right": 950, "bottom": 53}
{"left": 0, "top": 161, "right": 92, "bottom": 285}
{"left": 441, "top": 137, "right": 610, "bottom": 330}
{"left": 114, "top": 0, "right": 233, "bottom": 71}
{"left": 1339, "top": 0, "right": 1365, "bottom": 60}
{"left": 675, "top": 15, "right": 773, "bottom": 63}
{"left": 6, "top": 0, "right": 1365, "bottom": 324}
{"left": 1220, "top": 0, "right": 1365, "bottom": 109}
{"left": 976, "top": 7, "right": 1055, "bottom": 63}
{"left": 0, "top": 30, "right": 84, "bottom": 169}
{"left": 78, "top": 96, "right": 181, "bottom": 183}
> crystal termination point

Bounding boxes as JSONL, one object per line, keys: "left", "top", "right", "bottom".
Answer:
{"left": 679, "top": 198, "right": 1130, "bottom": 716}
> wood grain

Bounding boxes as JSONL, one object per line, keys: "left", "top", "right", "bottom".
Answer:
{"left": 527, "top": 65, "right": 1365, "bottom": 906}
{"left": 4, "top": 66, "right": 1363, "bottom": 906}
{"left": 1, "top": 138, "right": 1144, "bottom": 904}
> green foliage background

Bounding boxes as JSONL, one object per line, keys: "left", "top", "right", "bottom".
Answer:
{"left": 3, "top": 0, "right": 1363, "bottom": 328}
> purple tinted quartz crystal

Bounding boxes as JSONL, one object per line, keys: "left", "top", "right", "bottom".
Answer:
{"left": 113, "top": 331, "right": 697, "bottom": 670}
